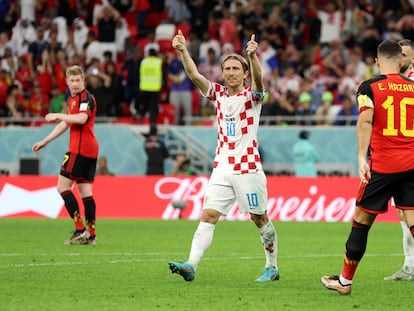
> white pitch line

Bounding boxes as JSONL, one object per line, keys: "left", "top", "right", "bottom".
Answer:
{"left": 0, "top": 252, "right": 186, "bottom": 257}
{"left": 0, "top": 252, "right": 404, "bottom": 258}
{"left": 0, "top": 253, "right": 403, "bottom": 269}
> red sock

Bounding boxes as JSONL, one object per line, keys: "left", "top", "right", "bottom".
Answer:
{"left": 87, "top": 220, "right": 96, "bottom": 237}
{"left": 341, "top": 219, "right": 370, "bottom": 280}
{"left": 342, "top": 252, "right": 360, "bottom": 280}
{"left": 83, "top": 196, "right": 96, "bottom": 237}
{"left": 73, "top": 210, "right": 85, "bottom": 231}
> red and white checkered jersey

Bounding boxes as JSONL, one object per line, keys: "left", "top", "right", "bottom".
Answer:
{"left": 408, "top": 70, "right": 414, "bottom": 81}
{"left": 204, "top": 82, "right": 263, "bottom": 174}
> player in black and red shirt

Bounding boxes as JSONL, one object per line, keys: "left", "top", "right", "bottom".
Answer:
{"left": 321, "top": 40, "right": 414, "bottom": 294}
{"left": 384, "top": 39, "right": 414, "bottom": 281}
{"left": 32, "top": 65, "right": 99, "bottom": 245}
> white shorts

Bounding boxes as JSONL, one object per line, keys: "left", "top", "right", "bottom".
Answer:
{"left": 203, "top": 170, "right": 268, "bottom": 215}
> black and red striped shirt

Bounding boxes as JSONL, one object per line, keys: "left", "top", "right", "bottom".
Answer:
{"left": 67, "top": 89, "right": 99, "bottom": 158}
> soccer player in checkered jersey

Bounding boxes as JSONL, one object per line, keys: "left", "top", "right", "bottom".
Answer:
{"left": 384, "top": 39, "right": 414, "bottom": 281}
{"left": 321, "top": 40, "right": 414, "bottom": 295}
{"left": 32, "top": 65, "right": 98, "bottom": 245}
{"left": 168, "top": 30, "right": 279, "bottom": 282}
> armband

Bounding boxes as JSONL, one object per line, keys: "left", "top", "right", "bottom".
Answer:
{"left": 357, "top": 94, "right": 373, "bottom": 110}
{"left": 252, "top": 89, "right": 264, "bottom": 100}
{"left": 79, "top": 102, "right": 89, "bottom": 111}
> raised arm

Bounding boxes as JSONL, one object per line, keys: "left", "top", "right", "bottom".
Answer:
{"left": 246, "top": 34, "right": 263, "bottom": 93}
{"left": 172, "top": 30, "right": 209, "bottom": 95}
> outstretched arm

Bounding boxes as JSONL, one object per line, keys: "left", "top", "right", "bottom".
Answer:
{"left": 32, "top": 120, "right": 68, "bottom": 152}
{"left": 32, "top": 110, "right": 90, "bottom": 153}
{"left": 172, "top": 30, "right": 209, "bottom": 95}
{"left": 246, "top": 34, "right": 263, "bottom": 93}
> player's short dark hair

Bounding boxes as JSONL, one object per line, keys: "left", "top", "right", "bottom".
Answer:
{"left": 398, "top": 39, "right": 414, "bottom": 50}
{"left": 377, "top": 40, "right": 402, "bottom": 60}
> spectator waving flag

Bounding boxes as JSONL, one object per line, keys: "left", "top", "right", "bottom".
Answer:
{"left": 258, "top": 42, "right": 278, "bottom": 80}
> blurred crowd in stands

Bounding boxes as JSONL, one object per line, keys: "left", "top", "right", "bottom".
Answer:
{"left": 0, "top": 0, "right": 413, "bottom": 127}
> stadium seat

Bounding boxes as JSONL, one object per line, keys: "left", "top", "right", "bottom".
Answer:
{"left": 128, "top": 24, "right": 138, "bottom": 39}
{"left": 155, "top": 23, "right": 176, "bottom": 41}
{"left": 88, "top": 25, "right": 99, "bottom": 38}
{"left": 176, "top": 23, "right": 191, "bottom": 37}
{"left": 145, "top": 11, "right": 166, "bottom": 28}
{"left": 123, "top": 12, "right": 136, "bottom": 25}
{"left": 135, "top": 37, "right": 150, "bottom": 51}
{"left": 113, "top": 116, "right": 132, "bottom": 124}
{"left": 191, "top": 90, "right": 200, "bottom": 115}
{"left": 121, "top": 102, "right": 131, "bottom": 116}
{"left": 157, "top": 39, "right": 175, "bottom": 53}
{"left": 157, "top": 103, "right": 175, "bottom": 125}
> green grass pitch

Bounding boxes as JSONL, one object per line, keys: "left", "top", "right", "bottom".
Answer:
{"left": 0, "top": 218, "right": 411, "bottom": 311}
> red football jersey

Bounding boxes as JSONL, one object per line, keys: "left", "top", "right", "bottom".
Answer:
{"left": 357, "top": 73, "right": 414, "bottom": 173}
{"left": 66, "top": 89, "right": 99, "bottom": 158}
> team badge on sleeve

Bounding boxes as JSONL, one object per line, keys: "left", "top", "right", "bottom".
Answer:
{"left": 357, "top": 94, "right": 373, "bottom": 109}
{"left": 80, "top": 102, "right": 89, "bottom": 111}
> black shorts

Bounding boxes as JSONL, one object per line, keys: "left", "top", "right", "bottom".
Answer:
{"left": 60, "top": 152, "right": 97, "bottom": 183}
{"left": 356, "top": 169, "right": 414, "bottom": 214}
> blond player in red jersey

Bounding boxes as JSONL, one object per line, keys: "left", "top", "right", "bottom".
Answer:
{"left": 321, "top": 40, "right": 414, "bottom": 294}
{"left": 383, "top": 39, "right": 414, "bottom": 281}
{"left": 168, "top": 30, "right": 279, "bottom": 283}
{"left": 32, "top": 65, "right": 99, "bottom": 245}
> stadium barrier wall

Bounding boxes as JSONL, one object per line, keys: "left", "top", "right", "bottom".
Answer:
{"left": 0, "top": 125, "right": 358, "bottom": 176}
{"left": 0, "top": 176, "right": 398, "bottom": 222}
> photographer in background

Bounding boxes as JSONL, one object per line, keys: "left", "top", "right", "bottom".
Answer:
{"left": 144, "top": 127, "right": 169, "bottom": 175}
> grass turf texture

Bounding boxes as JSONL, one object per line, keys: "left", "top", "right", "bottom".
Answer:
{"left": 0, "top": 218, "right": 411, "bottom": 311}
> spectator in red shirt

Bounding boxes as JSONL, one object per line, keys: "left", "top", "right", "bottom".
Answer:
{"left": 53, "top": 48, "right": 69, "bottom": 94}
{"left": 0, "top": 69, "right": 10, "bottom": 116}
{"left": 37, "top": 49, "right": 53, "bottom": 96}
{"left": 29, "top": 82, "right": 50, "bottom": 117}
{"left": 215, "top": 8, "right": 242, "bottom": 54}
{"left": 15, "top": 55, "right": 34, "bottom": 98}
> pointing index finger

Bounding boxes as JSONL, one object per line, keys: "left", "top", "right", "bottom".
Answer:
{"left": 251, "top": 34, "right": 255, "bottom": 42}
{"left": 178, "top": 29, "right": 183, "bottom": 37}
